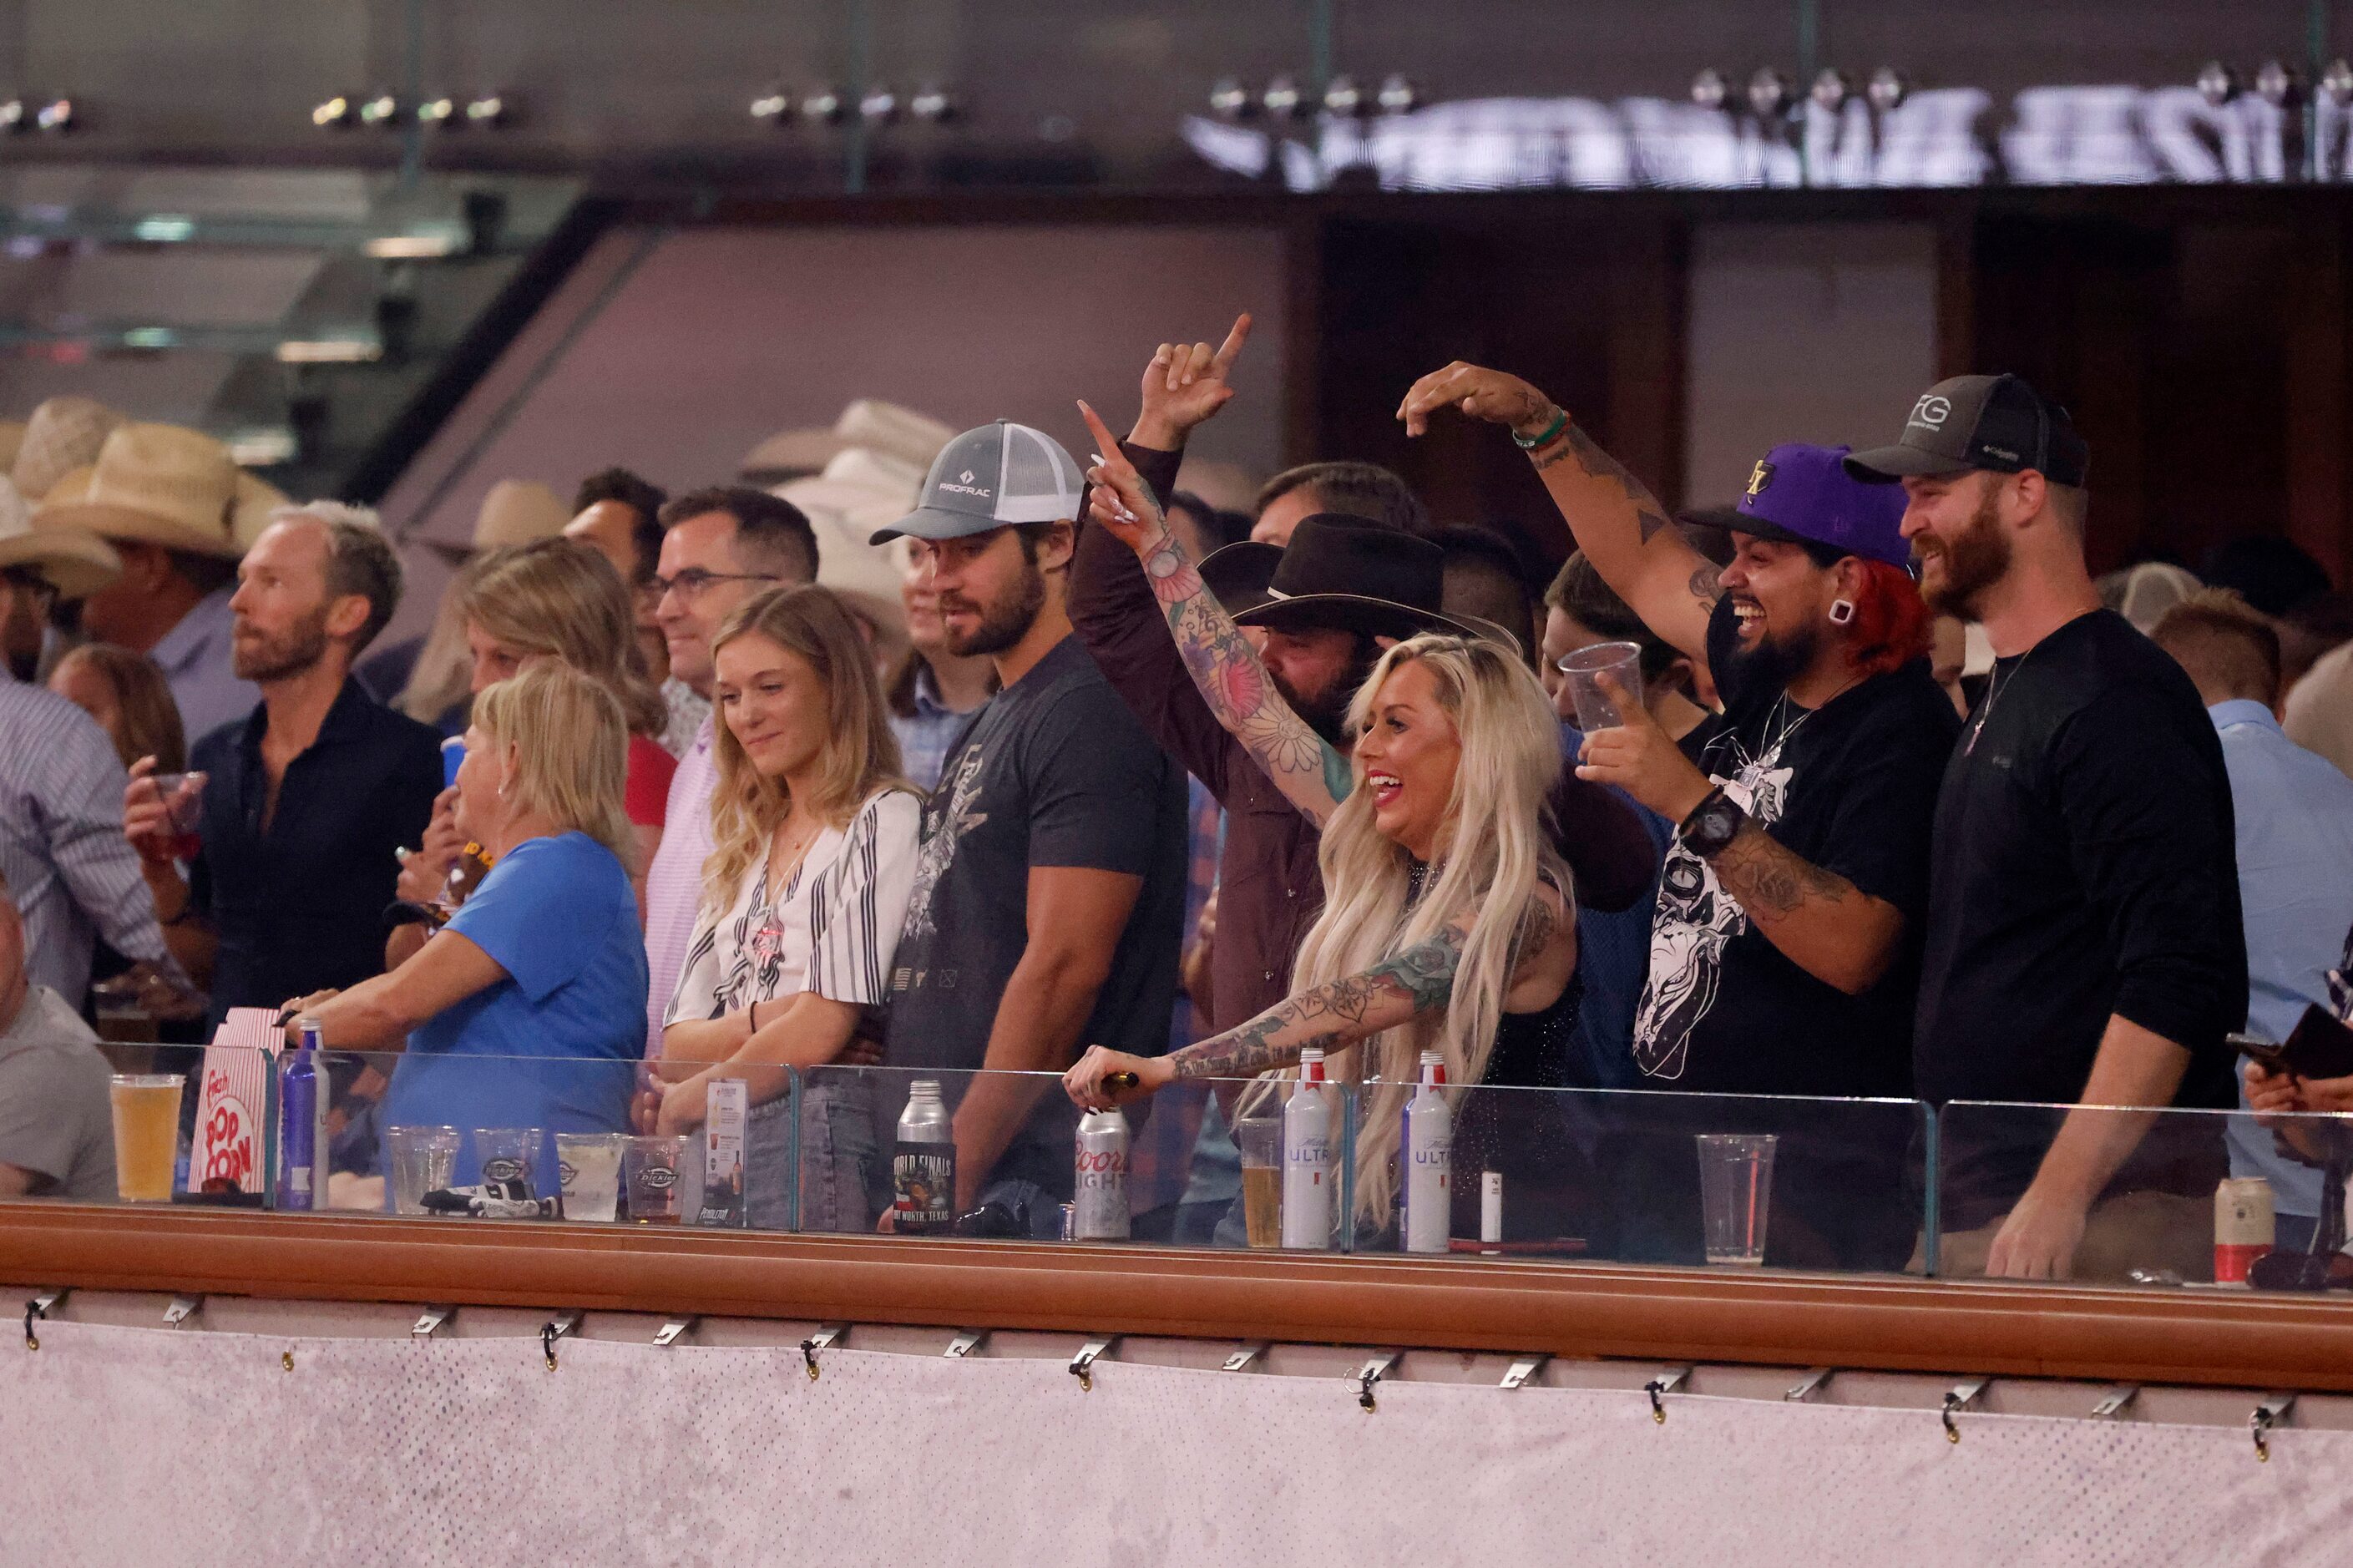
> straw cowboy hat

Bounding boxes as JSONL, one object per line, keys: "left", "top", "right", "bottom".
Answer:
{"left": 13, "top": 396, "right": 124, "bottom": 502}
{"left": 741, "top": 398, "right": 957, "bottom": 484}
{"left": 0, "top": 475, "right": 119, "bottom": 598}
{"left": 34, "top": 422, "right": 286, "bottom": 560}
{"left": 777, "top": 447, "right": 928, "bottom": 654}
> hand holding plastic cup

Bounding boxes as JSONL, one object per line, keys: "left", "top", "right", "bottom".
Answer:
{"left": 1558, "top": 642, "right": 1645, "bottom": 731}
{"left": 1695, "top": 1132, "right": 1777, "bottom": 1267}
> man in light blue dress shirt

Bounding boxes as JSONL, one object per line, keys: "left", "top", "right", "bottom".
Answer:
{"left": 2154, "top": 592, "right": 2353, "bottom": 1248}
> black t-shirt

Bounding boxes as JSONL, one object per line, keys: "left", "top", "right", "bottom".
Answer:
{"left": 190, "top": 680, "right": 441, "bottom": 1024}
{"left": 1631, "top": 597, "right": 1959, "bottom": 1098}
{"left": 1913, "top": 609, "right": 2245, "bottom": 1110}
{"left": 883, "top": 634, "right": 1188, "bottom": 1198}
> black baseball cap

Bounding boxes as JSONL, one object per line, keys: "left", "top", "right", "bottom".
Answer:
{"left": 1844, "top": 374, "right": 2089, "bottom": 488}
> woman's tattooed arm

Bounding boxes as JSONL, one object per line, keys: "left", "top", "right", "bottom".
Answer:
{"left": 1136, "top": 525, "right": 1354, "bottom": 825}
{"left": 1169, "top": 913, "right": 1471, "bottom": 1080}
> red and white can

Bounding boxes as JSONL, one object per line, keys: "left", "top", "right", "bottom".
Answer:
{"left": 1073, "top": 1107, "right": 1131, "bottom": 1241}
{"left": 2214, "top": 1177, "right": 2276, "bottom": 1284}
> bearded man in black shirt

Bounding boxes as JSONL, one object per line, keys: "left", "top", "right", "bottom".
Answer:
{"left": 1402, "top": 365, "right": 1960, "bottom": 1268}
{"left": 1848, "top": 375, "right": 2244, "bottom": 1282}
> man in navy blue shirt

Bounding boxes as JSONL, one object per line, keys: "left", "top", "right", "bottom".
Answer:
{"left": 124, "top": 503, "right": 440, "bottom": 1026}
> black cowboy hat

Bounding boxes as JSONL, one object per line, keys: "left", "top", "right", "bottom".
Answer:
{"left": 1205, "top": 513, "right": 1499, "bottom": 645}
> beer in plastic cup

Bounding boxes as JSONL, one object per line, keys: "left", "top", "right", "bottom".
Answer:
{"left": 386, "top": 1125, "right": 461, "bottom": 1214}
{"left": 625, "top": 1134, "right": 688, "bottom": 1224}
{"left": 1235, "top": 1114, "right": 1283, "bottom": 1249}
{"left": 556, "top": 1131, "right": 625, "bottom": 1222}
{"left": 1695, "top": 1132, "right": 1777, "bottom": 1266}
{"left": 108, "top": 1073, "right": 184, "bottom": 1201}
{"left": 1559, "top": 640, "right": 1645, "bottom": 731}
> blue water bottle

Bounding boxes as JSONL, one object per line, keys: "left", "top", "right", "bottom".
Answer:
{"left": 281, "top": 1019, "right": 325, "bottom": 1211}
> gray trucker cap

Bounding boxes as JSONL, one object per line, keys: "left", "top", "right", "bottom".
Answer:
{"left": 868, "top": 420, "right": 1084, "bottom": 544}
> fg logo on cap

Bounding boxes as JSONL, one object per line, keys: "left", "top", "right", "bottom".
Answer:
{"left": 1744, "top": 459, "right": 1775, "bottom": 499}
{"left": 1908, "top": 394, "right": 1952, "bottom": 430}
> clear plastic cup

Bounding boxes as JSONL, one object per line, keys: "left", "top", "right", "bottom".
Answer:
{"left": 386, "top": 1125, "right": 461, "bottom": 1214}
{"left": 1558, "top": 640, "right": 1645, "bottom": 731}
{"left": 1234, "top": 1115, "right": 1283, "bottom": 1249}
{"left": 473, "top": 1126, "right": 544, "bottom": 1198}
{"left": 108, "top": 1073, "right": 184, "bottom": 1201}
{"left": 1696, "top": 1132, "right": 1777, "bottom": 1267}
{"left": 624, "top": 1134, "right": 689, "bottom": 1225}
{"left": 555, "top": 1131, "right": 625, "bottom": 1222}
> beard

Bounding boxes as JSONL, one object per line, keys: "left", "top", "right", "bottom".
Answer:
{"left": 1915, "top": 486, "right": 2012, "bottom": 619}
{"left": 941, "top": 557, "right": 1046, "bottom": 659}
{"left": 1721, "top": 610, "right": 1819, "bottom": 695}
{"left": 1273, "top": 637, "right": 1381, "bottom": 748}
{"left": 232, "top": 605, "right": 332, "bottom": 682}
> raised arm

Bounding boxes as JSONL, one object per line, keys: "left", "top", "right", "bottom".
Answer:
{"left": 1396, "top": 362, "right": 1720, "bottom": 670}
{"left": 1075, "top": 396, "right": 1351, "bottom": 826}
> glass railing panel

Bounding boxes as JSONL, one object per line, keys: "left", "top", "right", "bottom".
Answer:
{"left": 1936, "top": 1100, "right": 2353, "bottom": 1288}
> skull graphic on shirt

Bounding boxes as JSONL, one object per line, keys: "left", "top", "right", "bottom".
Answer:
{"left": 902, "top": 744, "right": 989, "bottom": 942}
{"left": 1631, "top": 741, "right": 1796, "bottom": 1082}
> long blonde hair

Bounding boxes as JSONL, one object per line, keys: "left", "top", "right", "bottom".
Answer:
{"left": 397, "top": 552, "right": 493, "bottom": 725}
{"left": 1275, "top": 633, "right": 1569, "bottom": 1224}
{"left": 462, "top": 539, "right": 667, "bottom": 737}
{"left": 469, "top": 661, "right": 640, "bottom": 873}
{"left": 702, "top": 584, "right": 908, "bottom": 916}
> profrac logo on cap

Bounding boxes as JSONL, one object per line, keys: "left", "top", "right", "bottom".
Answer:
{"left": 939, "top": 466, "right": 994, "bottom": 500}
{"left": 1907, "top": 394, "right": 1952, "bottom": 431}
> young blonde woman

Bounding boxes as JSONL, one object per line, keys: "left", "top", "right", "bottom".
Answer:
{"left": 645, "top": 585, "right": 923, "bottom": 1231}
{"left": 1065, "top": 424, "right": 1582, "bottom": 1237}
{"left": 284, "top": 662, "right": 648, "bottom": 1183}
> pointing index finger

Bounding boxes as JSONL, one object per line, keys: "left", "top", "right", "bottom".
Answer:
{"left": 1210, "top": 312, "right": 1253, "bottom": 373}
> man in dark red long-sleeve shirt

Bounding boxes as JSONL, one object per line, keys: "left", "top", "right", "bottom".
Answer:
{"left": 1071, "top": 321, "right": 1654, "bottom": 1038}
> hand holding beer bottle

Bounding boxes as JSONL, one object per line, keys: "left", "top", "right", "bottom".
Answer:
{"left": 1064, "top": 1045, "right": 1171, "bottom": 1113}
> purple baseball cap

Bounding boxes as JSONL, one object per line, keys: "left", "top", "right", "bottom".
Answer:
{"left": 1678, "top": 443, "right": 1910, "bottom": 569}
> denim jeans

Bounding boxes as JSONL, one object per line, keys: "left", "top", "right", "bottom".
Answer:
{"left": 779, "top": 1074, "right": 880, "bottom": 1233}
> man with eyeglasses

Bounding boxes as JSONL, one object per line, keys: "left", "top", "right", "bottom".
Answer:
{"left": 640, "top": 486, "right": 820, "bottom": 1056}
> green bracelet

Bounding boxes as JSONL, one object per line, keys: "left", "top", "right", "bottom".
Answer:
{"left": 1513, "top": 407, "right": 1568, "bottom": 451}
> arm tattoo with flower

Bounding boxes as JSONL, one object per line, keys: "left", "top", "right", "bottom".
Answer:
{"left": 1169, "top": 913, "right": 1470, "bottom": 1081}
{"left": 1136, "top": 525, "right": 1353, "bottom": 823}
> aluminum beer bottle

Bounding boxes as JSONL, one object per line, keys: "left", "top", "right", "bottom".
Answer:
{"left": 1073, "top": 1106, "right": 1131, "bottom": 1240}
{"left": 279, "top": 1018, "right": 326, "bottom": 1211}
{"left": 1404, "top": 1050, "right": 1452, "bottom": 1254}
{"left": 1282, "top": 1047, "right": 1335, "bottom": 1250}
{"left": 893, "top": 1080, "right": 955, "bottom": 1234}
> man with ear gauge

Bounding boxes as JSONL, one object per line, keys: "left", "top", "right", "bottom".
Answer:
{"left": 1851, "top": 374, "right": 2245, "bottom": 1282}
{"left": 1397, "top": 365, "right": 1958, "bottom": 1269}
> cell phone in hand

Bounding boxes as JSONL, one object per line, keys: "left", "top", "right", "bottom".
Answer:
{"left": 2232, "top": 1031, "right": 2290, "bottom": 1074}
{"left": 2283, "top": 1004, "right": 2353, "bottom": 1081}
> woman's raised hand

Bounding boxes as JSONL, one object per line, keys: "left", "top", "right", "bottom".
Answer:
{"left": 1395, "top": 362, "right": 1557, "bottom": 440}
{"left": 1075, "top": 398, "right": 1169, "bottom": 557}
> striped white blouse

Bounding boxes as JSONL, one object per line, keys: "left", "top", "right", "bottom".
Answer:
{"left": 665, "top": 787, "right": 923, "bottom": 1026}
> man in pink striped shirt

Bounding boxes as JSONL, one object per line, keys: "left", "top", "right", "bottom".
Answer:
{"left": 640, "top": 487, "right": 819, "bottom": 1055}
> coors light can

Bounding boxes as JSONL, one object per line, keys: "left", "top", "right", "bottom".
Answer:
{"left": 2214, "top": 1176, "right": 2276, "bottom": 1284}
{"left": 1073, "top": 1106, "right": 1131, "bottom": 1241}
{"left": 893, "top": 1080, "right": 955, "bottom": 1234}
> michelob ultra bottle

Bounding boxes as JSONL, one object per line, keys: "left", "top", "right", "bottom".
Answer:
{"left": 1404, "top": 1050, "right": 1452, "bottom": 1254}
{"left": 1282, "top": 1048, "right": 1334, "bottom": 1250}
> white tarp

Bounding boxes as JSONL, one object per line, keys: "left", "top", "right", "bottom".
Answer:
{"left": 3, "top": 1320, "right": 2348, "bottom": 1565}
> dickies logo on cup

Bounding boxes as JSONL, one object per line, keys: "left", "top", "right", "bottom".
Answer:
{"left": 483, "top": 1156, "right": 526, "bottom": 1184}
{"left": 640, "top": 1166, "right": 677, "bottom": 1191}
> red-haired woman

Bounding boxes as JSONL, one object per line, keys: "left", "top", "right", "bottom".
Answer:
{"left": 1397, "top": 366, "right": 1960, "bottom": 1270}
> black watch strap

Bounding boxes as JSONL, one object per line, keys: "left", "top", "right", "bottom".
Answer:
{"left": 1678, "top": 786, "right": 1748, "bottom": 859}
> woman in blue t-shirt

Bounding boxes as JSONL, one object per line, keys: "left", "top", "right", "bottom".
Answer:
{"left": 284, "top": 660, "right": 649, "bottom": 1186}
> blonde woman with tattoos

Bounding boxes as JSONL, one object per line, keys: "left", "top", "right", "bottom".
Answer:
{"left": 1065, "top": 404, "right": 1584, "bottom": 1237}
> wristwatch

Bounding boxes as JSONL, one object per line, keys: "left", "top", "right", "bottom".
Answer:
{"left": 1678, "top": 786, "right": 1748, "bottom": 860}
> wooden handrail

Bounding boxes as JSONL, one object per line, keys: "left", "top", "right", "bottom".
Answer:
{"left": 4, "top": 1203, "right": 2351, "bottom": 1391}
